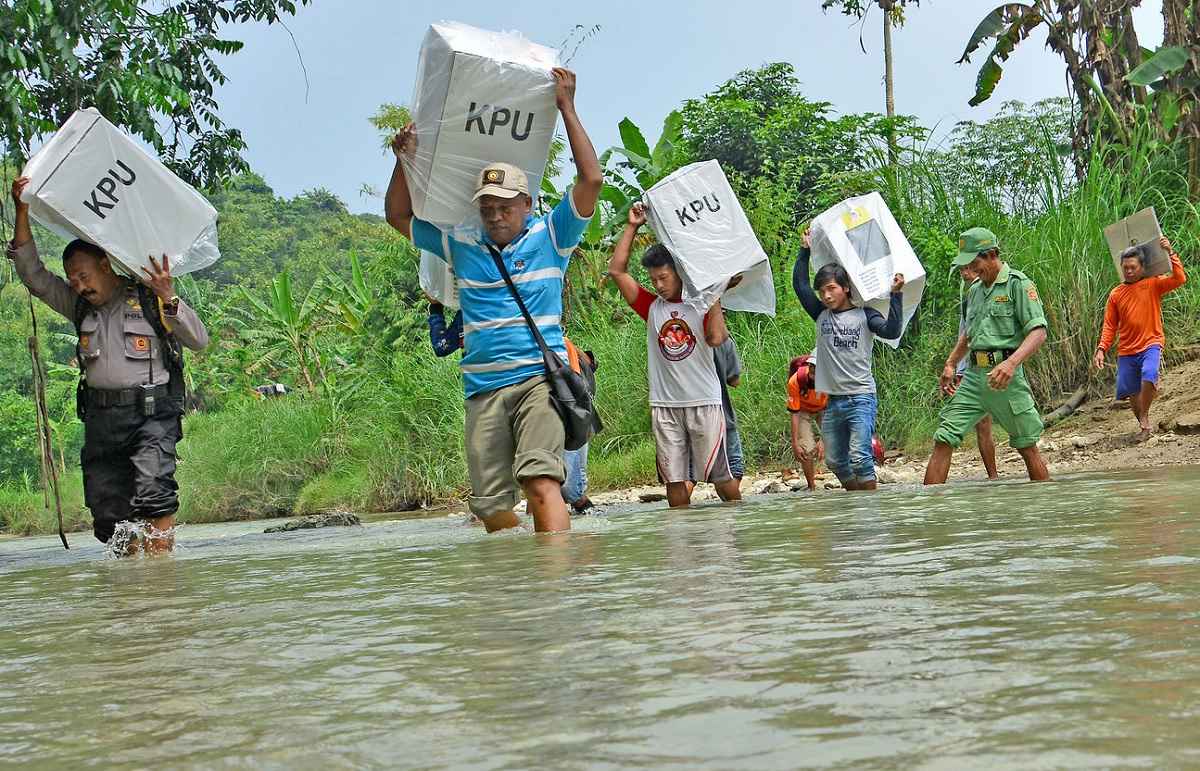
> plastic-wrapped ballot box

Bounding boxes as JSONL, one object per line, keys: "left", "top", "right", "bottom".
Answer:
{"left": 642, "top": 160, "right": 776, "bottom": 316}
{"left": 419, "top": 250, "right": 459, "bottom": 308}
{"left": 809, "top": 192, "right": 925, "bottom": 349}
{"left": 405, "top": 21, "right": 559, "bottom": 227}
{"left": 19, "top": 108, "right": 219, "bottom": 278}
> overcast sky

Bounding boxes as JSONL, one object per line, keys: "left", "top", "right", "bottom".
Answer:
{"left": 213, "top": 0, "right": 1165, "bottom": 214}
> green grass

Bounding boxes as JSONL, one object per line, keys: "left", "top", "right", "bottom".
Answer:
{"left": 175, "top": 396, "right": 337, "bottom": 522}
{"left": 0, "top": 473, "right": 89, "bottom": 536}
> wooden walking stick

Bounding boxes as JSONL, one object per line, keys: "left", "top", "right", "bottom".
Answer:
{"left": 27, "top": 294, "right": 68, "bottom": 549}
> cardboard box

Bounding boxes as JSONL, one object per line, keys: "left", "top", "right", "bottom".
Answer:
{"left": 20, "top": 108, "right": 220, "bottom": 278}
{"left": 809, "top": 192, "right": 925, "bottom": 348}
{"left": 1104, "top": 207, "right": 1171, "bottom": 278}
{"left": 405, "top": 22, "right": 559, "bottom": 227}
{"left": 642, "top": 160, "right": 776, "bottom": 315}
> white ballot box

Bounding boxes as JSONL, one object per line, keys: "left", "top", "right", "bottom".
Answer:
{"left": 809, "top": 192, "right": 924, "bottom": 348}
{"left": 419, "top": 250, "right": 459, "bottom": 308}
{"left": 1104, "top": 207, "right": 1171, "bottom": 278}
{"left": 19, "top": 108, "right": 219, "bottom": 277}
{"left": 405, "top": 21, "right": 559, "bottom": 227}
{"left": 642, "top": 160, "right": 776, "bottom": 316}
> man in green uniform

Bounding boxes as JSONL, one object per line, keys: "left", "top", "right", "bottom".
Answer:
{"left": 924, "top": 227, "right": 1050, "bottom": 484}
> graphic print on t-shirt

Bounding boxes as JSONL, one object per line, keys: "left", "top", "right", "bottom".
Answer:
{"left": 822, "top": 313, "right": 863, "bottom": 351}
{"left": 658, "top": 311, "right": 697, "bottom": 362}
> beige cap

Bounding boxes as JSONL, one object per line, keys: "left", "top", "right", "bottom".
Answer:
{"left": 472, "top": 162, "right": 529, "bottom": 201}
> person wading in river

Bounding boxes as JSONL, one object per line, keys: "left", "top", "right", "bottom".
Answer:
{"left": 8, "top": 177, "right": 209, "bottom": 554}
{"left": 608, "top": 202, "right": 740, "bottom": 508}
{"left": 925, "top": 227, "right": 1048, "bottom": 485}
{"left": 793, "top": 229, "right": 904, "bottom": 492}
{"left": 384, "top": 67, "right": 602, "bottom": 534}
{"left": 787, "top": 354, "right": 828, "bottom": 491}
{"left": 1093, "top": 236, "right": 1187, "bottom": 442}
{"left": 943, "top": 261, "right": 999, "bottom": 480}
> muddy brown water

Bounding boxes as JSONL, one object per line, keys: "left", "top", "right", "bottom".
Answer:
{"left": 2, "top": 467, "right": 1198, "bottom": 768}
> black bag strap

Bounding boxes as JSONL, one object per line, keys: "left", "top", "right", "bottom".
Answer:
{"left": 484, "top": 243, "right": 557, "bottom": 367}
{"left": 135, "top": 283, "right": 186, "bottom": 399}
{"left": 72, "top": 295, "right": 92, "bottom": 384}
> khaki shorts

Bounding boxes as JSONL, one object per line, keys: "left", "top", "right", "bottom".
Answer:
{"left": 933, "top": 366, "right": 1043, "bottom": 450}
{"left": 465, "top": 376, "right": 565, "bottom": 519}
{"left": 793, "top": 411, "right": 819, "bottom": 452}
{"left": 652, "top": 404, "right": 733, "bottom": 484}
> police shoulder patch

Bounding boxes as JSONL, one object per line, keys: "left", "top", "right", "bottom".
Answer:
{"left": 1027, "top": 285, "right": 1039, "bottom": 302}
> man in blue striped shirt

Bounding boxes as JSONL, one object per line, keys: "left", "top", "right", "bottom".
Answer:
{"left": 385, "top": 67, "right": 602, "bottom": 533}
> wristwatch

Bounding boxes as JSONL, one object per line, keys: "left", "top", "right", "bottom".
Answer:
{"left": 163, "top": 295, "right": 181, "bottom": 316}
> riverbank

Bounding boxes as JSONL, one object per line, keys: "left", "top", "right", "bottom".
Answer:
{"left": 5, "top": 350, "right": 1200, "bottom": 538}
{"left": 592, "top": 348, "right": 1200, "bottom": 507}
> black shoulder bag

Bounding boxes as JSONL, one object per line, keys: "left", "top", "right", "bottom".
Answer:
{"left": 485, "top": 244, "right": 600, "bottom": 451}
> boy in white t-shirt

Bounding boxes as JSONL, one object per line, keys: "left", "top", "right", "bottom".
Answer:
{"left": 608, "top": 203, "right": 741, "bottom": 507}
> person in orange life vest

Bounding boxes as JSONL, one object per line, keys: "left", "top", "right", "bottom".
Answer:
{"left": 787, "top": 354, "right": 828, "bottom": 491}
{"left": 563, "top": 338, "right": 597, "bottom": 514}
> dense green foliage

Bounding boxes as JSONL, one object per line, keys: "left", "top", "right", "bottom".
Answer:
{"left": 0, "top": 0, "right": 311, "bottom": 188}
{"left": 2, "top": 62, "right": 1198, "bottom": 536}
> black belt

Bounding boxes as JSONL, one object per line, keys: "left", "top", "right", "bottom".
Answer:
{"left": 84, "top": 384, "right": 171, "bottom": 409}
{"left": 970, "top": 349, "right": 1016, "bottom": 367}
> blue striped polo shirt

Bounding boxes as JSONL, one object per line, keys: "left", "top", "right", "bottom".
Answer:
{"left": 412, "top": 192, "right": 590, "bottom": 398}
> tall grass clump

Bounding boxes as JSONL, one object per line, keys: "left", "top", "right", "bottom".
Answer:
{"left": 176, "top": 396, "right": 337, "bottom": 521}
{"left": 0, "top": 473, "right": 88, "bottom": 536}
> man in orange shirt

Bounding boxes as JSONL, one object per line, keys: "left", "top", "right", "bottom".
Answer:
{"left": 1093, "top": 236, "right": 1187, "bottom": 441}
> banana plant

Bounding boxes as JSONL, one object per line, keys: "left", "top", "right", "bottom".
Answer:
{"left": 325, "top": 252, "right": 373, "bottom": 337}
{"left": 589, "top": 110, "right": 684, "bottom": 244}
{"left": 235, "top": 271, "right": 328, "bottom": 392}
{"left": 958, "top": 3, "right": 1045, "bottom": 108}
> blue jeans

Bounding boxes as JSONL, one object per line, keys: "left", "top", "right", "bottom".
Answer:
{"left": 562, "top": 444, "right": 589, "bottom": 504}
{"left": 822, "top": 394, "right": 877, "bottom": 485}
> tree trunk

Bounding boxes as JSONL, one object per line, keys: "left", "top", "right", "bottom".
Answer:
{"left": 1162, "top": 0, "right": 1200, "bottom": 198}
{"left": 1121, "top": 7, "right": 1148, "bottom": 110}
{"left": 880, "top": 0, "right": 897, "bottom": 163}
{"left": 1044, "top": 2, "right": 1096, "bottom": 177}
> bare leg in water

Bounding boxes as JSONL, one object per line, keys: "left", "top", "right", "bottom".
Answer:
{"left": 976, "top": 415, "right": 999, "bottom": 479}
{"left": 478, "top": 477, "right": 570, "bottom": 534}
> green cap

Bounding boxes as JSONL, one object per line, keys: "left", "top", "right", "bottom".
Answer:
{"left": 953, "top": 227, "right": 999, "bottom": 267}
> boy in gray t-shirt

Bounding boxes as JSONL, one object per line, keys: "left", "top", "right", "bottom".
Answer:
{"left": 792, "top": 229, "right": 904, "bottom": 491}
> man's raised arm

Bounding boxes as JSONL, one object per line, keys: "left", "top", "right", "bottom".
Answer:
{"left": 553, "top": 68, "right": 602, "bottom": 218}
{"left": 7, "top": 177, "right": 75, "bottom": 320}
{"left": 608, "top": 203, "right": 647, "bottom": 306}
{"left": 384, "top": 125, "right": 418, "bottom": 239}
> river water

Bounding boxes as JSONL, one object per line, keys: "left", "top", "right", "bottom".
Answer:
{"left": 2, "top": 467, "right": 1198, "bottom": 769}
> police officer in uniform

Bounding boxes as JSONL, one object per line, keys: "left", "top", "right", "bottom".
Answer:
{"left": 8, "top": 177, "right": 209, "bottom": 552}
{"left": 924, "top": 227, "right": 1050, "bottom": 484}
